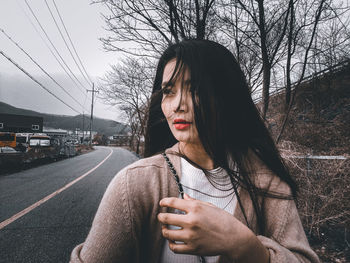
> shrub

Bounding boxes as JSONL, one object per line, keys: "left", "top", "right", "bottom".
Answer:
{"left": 280, "top": 141, "right": 350, "bottom": 260}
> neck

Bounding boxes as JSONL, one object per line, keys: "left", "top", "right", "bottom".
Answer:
{"left": 179, "top": 142, "right": 214, "bottom": 170}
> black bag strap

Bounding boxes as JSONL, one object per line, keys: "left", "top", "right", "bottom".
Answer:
{"left": 162, "top": 152, "right": 184, "bottom": 199}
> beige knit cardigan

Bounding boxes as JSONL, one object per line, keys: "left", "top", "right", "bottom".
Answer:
{"left": 70, "top": 143, "right": 320, "bottom": 263}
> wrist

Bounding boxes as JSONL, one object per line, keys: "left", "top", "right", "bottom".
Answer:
{"left": 223, "top": 229, "right": 270, "bottom": 263}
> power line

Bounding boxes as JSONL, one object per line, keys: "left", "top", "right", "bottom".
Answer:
{"left": 0, "top": 50, "right": 81, "bottom": 115}
{"left": 24, "top": 0, "right": 88, "bottom": 94}
{"left": 52, "top": 0, "right": 94, "bottom": 85}
{"left": 83, "top": 90, "right": 89, "bottom": 110}
{"left": 24, "top": 0, "right": 87, "bottom": 93}
{"left": 44, "top": 0, "right": 92, "bottom": 87}
{"left": 0, "top": 27, "right": 89, "bottom": 113}
{"left": 15, "top": 0, "right": 86, "bottom": 96}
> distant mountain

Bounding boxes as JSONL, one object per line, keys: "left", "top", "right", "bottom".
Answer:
{"left": 0, "top": 102, "right": 129, "bottom": 136}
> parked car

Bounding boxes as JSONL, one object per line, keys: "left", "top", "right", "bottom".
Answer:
{"left": 0, "top": 146, "right": 18, "bottom": 153}
{"left": 0, "top": 146, "right": 22, "bottom": 167}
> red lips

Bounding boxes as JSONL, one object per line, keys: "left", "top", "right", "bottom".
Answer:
{"left": 173, "top": 119, "right": 191, "bottom": 130}
{"left": 173, "top": 118, "right": 191, "bottom": 124}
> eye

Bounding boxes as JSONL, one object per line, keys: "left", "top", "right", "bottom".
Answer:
{"left": 161, "top": 86, "right": 174, "bottom": 95}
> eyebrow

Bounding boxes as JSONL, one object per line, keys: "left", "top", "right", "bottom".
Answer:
{"left": 161, "top": 79, "right": 191, "bottom": 87}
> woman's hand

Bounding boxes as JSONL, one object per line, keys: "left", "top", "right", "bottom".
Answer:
{"left": 157, "top": 194, "right": 270, "bottom": 262}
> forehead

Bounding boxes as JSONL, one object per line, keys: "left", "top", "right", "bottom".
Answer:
{"left": 162, "top": 59, "right": 190, "bottom": 82}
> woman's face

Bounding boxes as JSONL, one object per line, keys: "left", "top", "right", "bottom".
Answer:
{"left": 161, "top": 59, "right": 201, "bottom": 145}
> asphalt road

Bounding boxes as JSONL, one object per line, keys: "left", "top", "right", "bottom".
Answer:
{"left": 0, "top": 146, "right": 139, "bottom": 263}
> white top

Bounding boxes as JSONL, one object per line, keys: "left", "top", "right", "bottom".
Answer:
{"left": 160, "top": 157, "right": 238, "bottom": 263}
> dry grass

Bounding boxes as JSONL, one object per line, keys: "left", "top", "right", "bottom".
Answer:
{"left": 280, "top": 141, "right": 350, "bottom": 262}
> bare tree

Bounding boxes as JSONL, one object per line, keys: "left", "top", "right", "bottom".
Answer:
{"left": 283, "top": 0, "right": 347, "bottom": 106}
{"left": 216, "top": 1, "right": 263, "bottom": 92}
{"left": 310, "top": 7, "right": 350, "bottom": 71}
{"left": 92, "top": 0, "right": 218, "bottom": 57}
{"left": 276, "top": 0, "right": 350, "bottom": 143}
{"left": 94, "top": 0, "right": 350, "bottom": 144}
{"left": 217, "top": 0, "right": 347, "bottom": 120}
{"left": 218, "top": 0, "right": 294, "bottom": 117}
{"left": 98, "top": 57, "right": 153, "bottom": 154}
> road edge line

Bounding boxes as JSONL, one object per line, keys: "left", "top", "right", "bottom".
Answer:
{"left": 0, "top": 147, "right": 113, "bottom": 230}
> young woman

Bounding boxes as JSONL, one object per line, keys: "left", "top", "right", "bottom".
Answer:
{"left": 70, "top": 40, "right": 320, "bottom": 263}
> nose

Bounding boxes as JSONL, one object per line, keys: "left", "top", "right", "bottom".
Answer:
{"left": 173, "top": 89, "right": 188, "bottom": 113}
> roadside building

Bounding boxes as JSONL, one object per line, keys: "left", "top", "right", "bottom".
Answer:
{"left": 0, "top": 113, "right": 43, "bottom": 133}
{"left": 43, "top": 127, "right": 69, "bottom": 137}
{"left": 110, "top": 134, "right": 131, "bottom": 146}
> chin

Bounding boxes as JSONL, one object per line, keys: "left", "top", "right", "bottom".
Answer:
{"left": 173, "top": 134, "right": 190, "bottom": 143}
{"left": 176, "top": 136, "right": 197, "bottom": 145}
{"left": 170, "top": 129, "right": 198, "bottom": 144}
{"left": 175, "top": 136, "right": 190, "bottom": 143}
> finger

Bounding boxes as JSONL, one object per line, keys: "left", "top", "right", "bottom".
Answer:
{"left": 158, "top": 212, "right": 187, "bottom": 227}
{"left": 162, "top": 225, "right": 188, "bottom": 242}
{"left": 168, "top": 240, "right": 193, "bottom": 254}
{"left": 201, "top": 201, "right": 216, "bottom": 208}
{"left": 159, "top": 197, "right": 191, "bottom": 213}
{"left": 184, "top": 193, "right": 216, "bottom": 208}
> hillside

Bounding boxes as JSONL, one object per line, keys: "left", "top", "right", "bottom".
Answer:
{"left": 265, "top": 61, "right": 350, "bottom": 154}
{"left": 0, "top": 102, "right": 129, "bottom": 136}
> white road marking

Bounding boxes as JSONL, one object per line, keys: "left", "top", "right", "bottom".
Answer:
{"left": 0, "top": 147, "right": 113, "bottom": 230}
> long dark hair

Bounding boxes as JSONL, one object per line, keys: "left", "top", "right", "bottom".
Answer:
{"left": 144, "top": 39, "right": 297, "bottom": 234}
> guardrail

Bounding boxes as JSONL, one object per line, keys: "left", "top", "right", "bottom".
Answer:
{"left": 283, "top": 155, "right": 347, "bottom": 160}
{"left": 282, "top": 154, "right": 348, "bottom": 177}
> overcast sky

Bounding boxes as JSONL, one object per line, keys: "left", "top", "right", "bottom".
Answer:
{"left": 0, "top": 0, "right": 125, "bottom": 121}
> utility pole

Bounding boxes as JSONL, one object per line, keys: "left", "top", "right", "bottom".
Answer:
{"left": 87, "top": 83, "right": 98, "bottom": 146}
{"left": 82, "top": 111, "right": 85, "bottom": 144}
